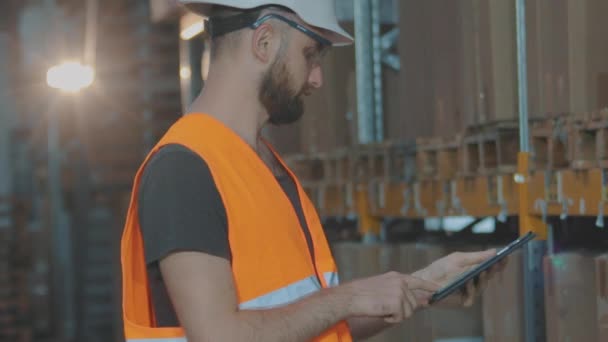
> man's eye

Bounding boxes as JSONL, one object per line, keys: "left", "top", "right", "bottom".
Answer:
{"left": 305, "top": 46, "right": 329, "bottom": 67}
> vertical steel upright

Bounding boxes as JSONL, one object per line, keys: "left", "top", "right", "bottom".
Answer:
{"left": 0, "top": 34, "right": 13, "bottom": 205}
{"left": 354, "top": 0, "right": 375, "bottom": 145}
{"left": 370, "top": 0, "right": 384, "bottom": 142}
{"left": 515, "top": 0, "right": 547, "bottom": 341}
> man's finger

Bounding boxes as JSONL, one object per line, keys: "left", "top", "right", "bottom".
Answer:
{"left": 386, "top": 302, "right": 403, "bottom": 324}
{"left": 498, "top": 257, "right": 509, "bottom": 272}
{"left": 401, "top": 279, "right": 419, "bottom": 310}
{"left": 404, "top": 288, "right": 418, "bottom": 311}
{"left": 478, "top": 270, "right": 488, "bottom": 292}
{"left": 398, "top": 296, "right": 407, "bottom": 323}
{"left": 457, "top": 249, "right": 497, "bottom": 267}
{"left": 486, "top": 265, "right": 497, "bottom": 279}
{"left": 404, "top": 302, "right": 413, "bottom": 319}
{"left": 463, "top": 281, "right": 475, "bottom": 307}
{"left": 486, "top": 257, "right": 507, "bottom": 278}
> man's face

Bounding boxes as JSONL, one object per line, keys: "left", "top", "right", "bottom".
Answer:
{"left": 258, "top": 21, "right": 329, "bottom": 126}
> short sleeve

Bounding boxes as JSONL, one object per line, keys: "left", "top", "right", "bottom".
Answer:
{"left": 137, "top": 144, "right": 231, "bottom": 264}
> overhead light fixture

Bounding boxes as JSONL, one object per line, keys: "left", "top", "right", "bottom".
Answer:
{"left": 180, "top": 67, "right": 192, "bottom": 79}
{"left": 180, "top": 20, "right": 204, "bottom": 40}
{"left": 46, "top": 61, "right": 95, "bottom": 93}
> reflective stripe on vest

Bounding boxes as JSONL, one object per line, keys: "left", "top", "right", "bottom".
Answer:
{"left": 239, "top": 275, "right": 321, "bottom": 310}
{"left": 239, "top": 272, "right": 340, "bottom": 310}
{"left": 323, "top": 271, "right": 339, "bottom": 288}
{"left": 126, "top": 338, "right": 187, "bottom": 342}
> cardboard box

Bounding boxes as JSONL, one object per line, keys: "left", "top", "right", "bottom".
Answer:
{"left": 597, "top": 254, "right": 608, "bottom": 341}
{"left": 544, "top": 252, "right": 598, "bottom": 342}
{"left": 482, "top": 250, "right": 525, "bottom": 342}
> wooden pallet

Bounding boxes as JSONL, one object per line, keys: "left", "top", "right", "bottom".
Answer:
{"left": 569, "top": 111, "right": 608, "bottom": 170}
{"left": 367, "top": 142, "right": 415, "bottom": 215}
{"left": 351, "top": 144, "right": 387, "bottom": 184}
{"left": 386, "top": 141, "right": 416, "bottom": 183}
{"left": 288, "top": 110, "right": 608, "bottom": 219}
{"left": 0, "top": 199, "right": 32, "bottom": 342}
{"left": 462, "top": 121, "right": 519, "bottom": 175}
{"left": 322, "top": 149, "right": 352, "bottom": 183}
{"left": 415, "top": 136, "right": 462, "bottom": 180}
{"left": 530, "top": 117, "right": 569, "bottom": 170}
{"left": 415, "top": 137, "right": 441, "bottom": 179}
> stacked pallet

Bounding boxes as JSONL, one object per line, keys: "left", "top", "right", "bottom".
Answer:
{"left": 597, "top": 254, "right": 608, "bottom": 340}
{"left": 288, "top": 111, "right": 608, "bottom": 220}
{"left": 286, "top": 141, "right": 416, "bottom": 219}
{"left": 74, "top": 201, "right": 121, "bottom": 342}
{"left": 0, "top": 199, "right": 32, "bottom": 342}
{"left": 82, "top": 0, "right": 182, "bottom": 191}
{"left": 51, "top": 1, "right": 183, "bottom": 341}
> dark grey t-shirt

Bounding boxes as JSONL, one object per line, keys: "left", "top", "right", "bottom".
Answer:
{"left": 138, "top": 144, "right": 313, "bottom": 327}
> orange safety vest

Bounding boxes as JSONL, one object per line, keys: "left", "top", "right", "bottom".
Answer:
{"left": 121, "top": 113, "right": 353, "bottom": 342}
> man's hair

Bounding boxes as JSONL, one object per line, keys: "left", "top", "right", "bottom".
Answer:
{"left": 208, "top": 5, "right": 248, "bottom": 60}
{"left": 207, "top": 5, "right": 292, "bottom": 61}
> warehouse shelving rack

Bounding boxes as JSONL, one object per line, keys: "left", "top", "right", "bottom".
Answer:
{"left": 289, "top": 111, "right": 608, "bottom": 229}
{"left": 286, "top": 2, "right": 608, "bottom": 340}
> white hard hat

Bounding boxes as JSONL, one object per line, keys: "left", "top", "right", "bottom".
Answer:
{"left": 179, "top": 0, "right": 354, "bottom": 46}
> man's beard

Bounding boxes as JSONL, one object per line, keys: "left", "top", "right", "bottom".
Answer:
{"left": 259, "top": 58, "right": 308, "bottom": 126}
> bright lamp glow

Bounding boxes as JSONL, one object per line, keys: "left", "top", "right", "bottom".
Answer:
{"left": 46, "top": 61, "right": 95, "bottom": 93}
{"left": 180, "top": 21, "right": 204, "bottom": 40}
{"left": 180, "top": 67, "right": 192, "bottom": 79}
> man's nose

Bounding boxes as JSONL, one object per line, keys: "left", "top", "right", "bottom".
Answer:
{"left": 308, "top": 65, "right": 324, "bottom": 89}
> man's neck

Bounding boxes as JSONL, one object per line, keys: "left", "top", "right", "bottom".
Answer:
{"left": 187, "top": 68, "right": 268, "bottom": 149}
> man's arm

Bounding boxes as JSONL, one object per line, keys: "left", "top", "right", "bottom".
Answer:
{"left": 161, "top": 252, "right": 440, "bottom": 342}
{"left": 161, "top": 251, "right": 350, "bottom": 341}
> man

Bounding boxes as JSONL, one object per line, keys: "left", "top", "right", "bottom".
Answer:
{"left": 121, "top": 1, "right": 505, "bottom": 341}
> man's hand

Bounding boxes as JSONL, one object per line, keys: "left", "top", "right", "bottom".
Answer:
{"left": 344, "top": 271, "right": 441, "bottom": 323}
{"left": 413, "top": 249, "right": 507, "bottom": 307}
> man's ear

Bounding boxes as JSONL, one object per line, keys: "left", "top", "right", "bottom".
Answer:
{"left": 251, "top": 23, "right": 278, "bottom": 64}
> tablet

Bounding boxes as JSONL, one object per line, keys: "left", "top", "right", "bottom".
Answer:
{"left": 428, "top": 231, "right": 537, "bottom": 305}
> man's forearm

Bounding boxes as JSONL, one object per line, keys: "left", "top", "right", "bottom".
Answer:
{"left": 209, "top": 287, "right": 353, "bottom": 342}
{"left": 347, "top": 317, "right": 391, "bottom": 341}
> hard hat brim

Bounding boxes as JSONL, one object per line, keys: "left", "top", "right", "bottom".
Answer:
{"left": 180, "top": 0, "right": 354, "bottom": 47}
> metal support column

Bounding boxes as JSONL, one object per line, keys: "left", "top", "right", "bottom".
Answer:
{"left": 515, "top": 0, "right": 547, "bottom": 341}
{"left": 354, "top": 0, "right": 373, "bottom": 241}
{"left": 353, "top": 1, "right": 400, "bottom": 240}
{"left": 516, "top": 0, "right": 529, "bottom": 155}
{"left": 370, "top": 0, "right": 384, "bottom": 142}
{"left": 48, "top": 98, "right": 76, "bottom": 341}
{"left": 354, "top": 0, "right": 375, "bottom": 144}
{"left": 0, "top": 34, "right": 13, "bottom": 206}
